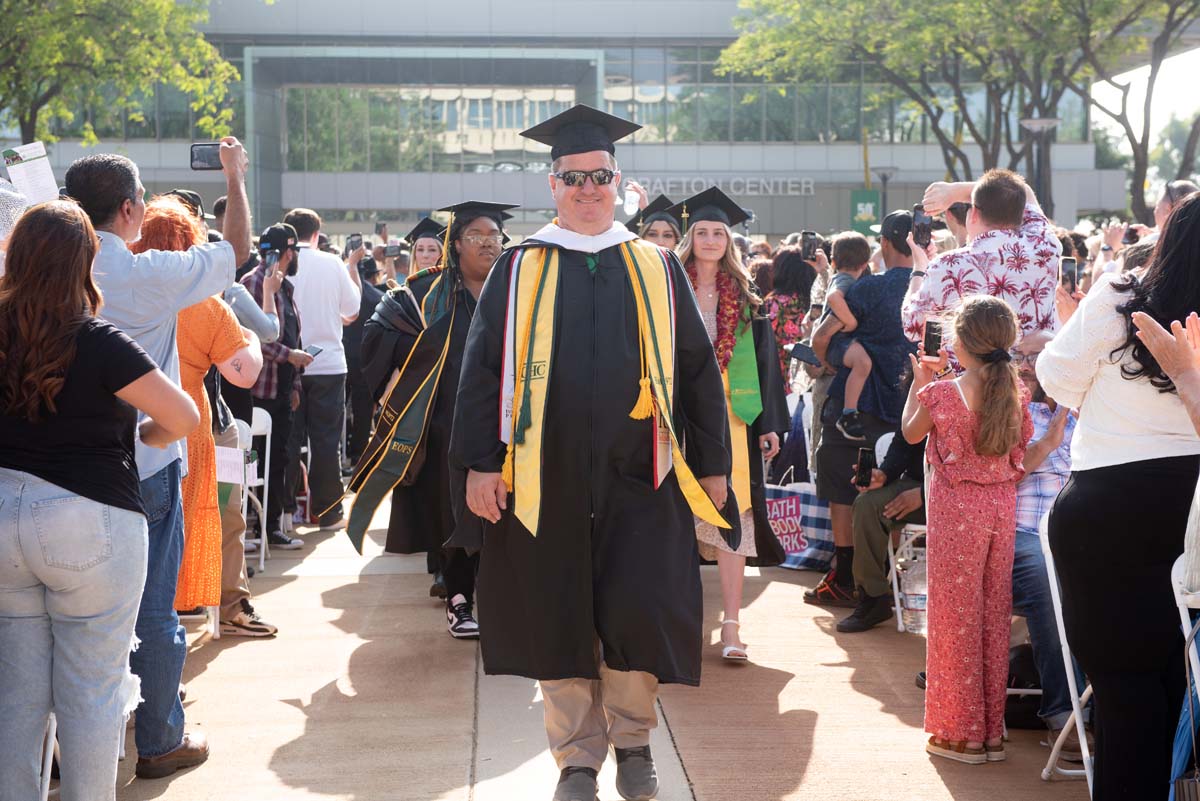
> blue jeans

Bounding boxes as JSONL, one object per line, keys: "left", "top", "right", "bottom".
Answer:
{"left": 1012, "top": 526, "right": 1087, "bottom": 729}
{"left": 0, "top": 468, "right": 148, "bottom": 801}
{"left": 130, "top": 460, "right": 188, "bottom": 757}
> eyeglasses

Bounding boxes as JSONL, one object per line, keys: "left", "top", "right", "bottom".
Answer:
{"left": 461, "top": 234, "right": 504, "bottom": 246}
{"left": 1012, "top": 351, "right": 1040, "bottom": 366}
{"left": 552, "top": 169, "right": 616, "bottom": 187}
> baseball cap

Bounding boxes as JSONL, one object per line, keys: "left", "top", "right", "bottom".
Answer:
{"left": 166, "top": 188, "right": 215, "bottom": 221}
{"left": 871, "top": 209, "right": 913, "bottom": 247}
{"left": 258, "top": 222, "right": 299, "bottom": 253}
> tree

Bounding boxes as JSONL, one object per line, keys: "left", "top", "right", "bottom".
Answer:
{"left": 1150, "top": 113, "right": 1200, "bottom": 181}
{"left": 721, "top": 0, "right": 1200, "bottom": 221}
{"left": 1059, "top": 0, "right": 1200, "bottom": 223}
{"left": 0, "top": 0, "right": 238, "bottom": 145}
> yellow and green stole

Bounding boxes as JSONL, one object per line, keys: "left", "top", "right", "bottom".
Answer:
{"left": 499, "top": 239, "right": 729, "bottom": 537}
{"left": 337, "top": 271, "right": 456, "bottom": 553}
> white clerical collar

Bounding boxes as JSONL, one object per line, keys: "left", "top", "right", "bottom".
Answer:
{"left": 527, "top": 220, "right": 637, "bottom": 254}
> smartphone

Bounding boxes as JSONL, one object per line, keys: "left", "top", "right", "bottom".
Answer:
{"left": 801, "top": 230, "right": 818, "bottom": 260}
{"left": 1060, "top": 256, "right": 1079, "bottom": 294}
{"left": 809, "top": 302, "right": 824, "bottom": 316}
{"left": 374, "top": 221, "right": 387, "bottom": 238}
{"left": 1121, "top": 226, "right": 1140, "bottom": 245}
{"left": 190, "top": 142, "right": 222, "bottom": 171}
{"left": 922, "top": 320, "right": 942, "bottom": 362}
{"left": 789, "top": 342, "right": 823, "bottom": 367}
{"left": 385, "top": 243, "right": 402, "bottom": 258}
{"left": 303, "top": 344, "right": 324, "bottom": 358}
{"left": 854, "top": 447, "right": 877, "bottom": 487}
{"left": 913, "top": 204, "right": 934, "bottom": 248}
{"left": 347, "top": 233, "right": 363, "bottom": 252}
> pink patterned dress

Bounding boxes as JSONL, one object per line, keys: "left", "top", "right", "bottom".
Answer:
{"left": 917, "top": 379, "right": 1032, "bottom": 744}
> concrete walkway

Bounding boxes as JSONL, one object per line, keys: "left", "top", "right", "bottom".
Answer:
{"left": 114, "top": 509, "right": 1089, "bottom": 801}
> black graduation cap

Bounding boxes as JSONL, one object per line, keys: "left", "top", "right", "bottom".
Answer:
{"left": 438, "top": 201, "right": 520, "bottom": 246}
{"left": 519, "top": 104, "right": 641, "bottom": 160}
{"left": 436, "top": 201, "right": 519, "bottom": 221}
{"left": 403, "top": 217, "right": 447, "bottom": 246}
{"left": 667, "top": 187, "right": 751, "bottom": 231}
{"left": 625, "top": 194, "right": 677, "bottom": 233}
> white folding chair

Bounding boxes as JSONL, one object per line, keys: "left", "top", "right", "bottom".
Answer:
{"left": 1038, "top": 514, "right": 1094, "bottom": 793}
{"left": 241, "top": 409, "right": 272, "bottom": 573}
{"left": 40, "top": 713, "right": 56, "bottom": 801}
{"left": 871, "top": 432, "right": 928, "bottom": 632}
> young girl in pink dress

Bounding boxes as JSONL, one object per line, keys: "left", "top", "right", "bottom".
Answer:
{"left": 901, "top": 295, "right": 1033, "bottom": 764}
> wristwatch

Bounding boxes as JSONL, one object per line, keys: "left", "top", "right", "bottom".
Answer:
{"left": 1100, "top": 245, "right": 1113, "bottom": 252}
{"left": 911, "top": 270, "right": 927, "bottom": 279}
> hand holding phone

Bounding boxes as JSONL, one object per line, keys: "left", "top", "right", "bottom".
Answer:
{"left": 190, "top": 142, "right": 223, "bottom": 171}
{"left": 801, "top": 231, "right": 818, "bottom": 261}
{"left": 303, "top": 344, "right": 324, "bottom": 358}
{"left": 374, "top": 221, "right": 387, "bottom": 239}
{"left": 347, "top": 233, "right": 363, "bottom": 252}
{"left": 912, "top": 204, "right": 934, "bottom": 249}
{"left": 854, "top": 447, "right": 877, "bottom": 487}
{"left": 1059, "top": 256, "right": 1079, "bottom": 295}
{"left": 921, "top": 320, "right": 942, "bottom": 363}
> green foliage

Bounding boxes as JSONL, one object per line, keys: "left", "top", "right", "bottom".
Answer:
{"left": 1150, "top": 114, "right": 1199, "bottom": 180}
{"left": 1093, "top": 126, "right": 1132, "bottom": 172}
{"left": 0, "top": 0, "right": 238, "bottom": 144}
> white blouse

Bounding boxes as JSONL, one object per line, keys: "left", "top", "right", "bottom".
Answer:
{"left": 1036, "top": 273, "right": 1200, "bottom": 471}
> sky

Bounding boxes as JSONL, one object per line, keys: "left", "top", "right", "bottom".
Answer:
{"left": 1091, "top": 46, "right": 1200, "bottom": 152}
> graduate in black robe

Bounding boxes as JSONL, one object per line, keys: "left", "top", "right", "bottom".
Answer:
{"left": 360, "top": 201, "right": 516, "bottom": 639}
{"left": 449, "top": 105, "right": 729, "bottom": 801}
{"left": 666, "top": 187, "right": 790, "bottom": 663}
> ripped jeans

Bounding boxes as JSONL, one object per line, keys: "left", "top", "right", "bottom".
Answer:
{"left": 0, "top": 468, "right": 147, "bottom": 801}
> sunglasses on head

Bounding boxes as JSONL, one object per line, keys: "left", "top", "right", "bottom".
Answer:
{"left": 553, "top": 168, "right": 616, "bottom": 187}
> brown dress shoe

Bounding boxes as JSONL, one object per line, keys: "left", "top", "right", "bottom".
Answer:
{"left": 135, "top": 731, "right": 210, "bottom": 778}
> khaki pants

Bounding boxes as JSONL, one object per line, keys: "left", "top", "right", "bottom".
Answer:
{"left": 540, "top": 647, "right": 659, "bottom": 772}
{"left": 851, "top": 477, "right": 925, "bottom": 598}
{"left": 215, "top": 424, "right": 252, "bottom": 622}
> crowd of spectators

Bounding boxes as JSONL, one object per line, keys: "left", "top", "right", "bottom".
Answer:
{"left": 1, "top": 130, "right": 1199, "bottom": 800}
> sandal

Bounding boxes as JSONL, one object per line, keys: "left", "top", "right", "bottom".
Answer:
{"left": 984, "top": 741, "right": 1006, "bottom": 762}
{"left": 925, "top": 736, "right": 986, "bottom": 765}
{"left": 720, "top": 619, "right": 748, "bottom": 662}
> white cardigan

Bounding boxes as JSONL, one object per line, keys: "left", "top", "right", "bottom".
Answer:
{"left": 1036, "top": 273, "right": 1200, "bottom": 471}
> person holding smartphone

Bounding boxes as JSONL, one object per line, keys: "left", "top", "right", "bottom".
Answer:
{"left": 902, "top": 170, "right": 1061, "bottom": 359}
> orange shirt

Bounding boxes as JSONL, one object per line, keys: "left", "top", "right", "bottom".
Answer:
{"left": 175, "top": 296, "right": 248, "bottom": 610}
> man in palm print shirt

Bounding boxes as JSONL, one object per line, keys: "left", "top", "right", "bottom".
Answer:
{"left": 901, "top": 169, "right": 1061, "bottom": 346}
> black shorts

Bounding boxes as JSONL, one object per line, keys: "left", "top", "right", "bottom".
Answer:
{"left": 814, "top": 412, "right": 894, "bottom": 506}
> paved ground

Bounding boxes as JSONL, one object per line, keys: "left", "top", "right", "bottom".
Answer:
{"left": 113, "top": 505, "right": 1089, "bottom": 801}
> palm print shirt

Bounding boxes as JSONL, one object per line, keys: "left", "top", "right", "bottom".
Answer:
{"left": 901, "top": 204, "right": 1062, "bottom": 344}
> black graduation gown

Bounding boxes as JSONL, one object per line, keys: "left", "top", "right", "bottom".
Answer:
{"left": 360, "top": 273, "right": 475, "bottom": 555}
{"left": 741, "top": 317, "right": 791, "bottom": 567}
{"left": 450, "top": 242, "right": 729, "bottom": 686}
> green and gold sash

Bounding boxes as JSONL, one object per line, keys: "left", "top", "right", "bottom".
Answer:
{"left": 499, "top": 240, "right": 729, "bottom": 537}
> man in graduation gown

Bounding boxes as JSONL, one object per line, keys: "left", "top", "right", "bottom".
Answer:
{"left": 356, "top": 202, "right": 516, "bottom": 639}
{"left": 450, "top": 105, "right": 731, "bottom": 801}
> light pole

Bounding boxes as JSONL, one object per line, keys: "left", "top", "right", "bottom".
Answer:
{"left": 872, "top": 166, "right": 898, "bottom": 213}
{"left": 1019, "top": 118, "right": 1060, "bottom": 218}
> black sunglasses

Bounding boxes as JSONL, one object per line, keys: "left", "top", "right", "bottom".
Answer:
{"left": 552, "top": 168, "right": 616, "bottom": 187}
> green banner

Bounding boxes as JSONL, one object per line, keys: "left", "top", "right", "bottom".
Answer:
{"left": 850, "top": 189, "right": 882, "bottom": 236}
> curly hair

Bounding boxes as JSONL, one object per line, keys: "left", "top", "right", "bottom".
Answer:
{"left": 131, "top": 196, "right": 206, "bottom": 254}
{"left": 0, "top": 200, "right": 102, "bottom": 421}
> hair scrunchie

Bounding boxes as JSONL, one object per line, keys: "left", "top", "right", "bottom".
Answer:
{"left": 981, "top": 348, "right": 1012, "bottom": 364}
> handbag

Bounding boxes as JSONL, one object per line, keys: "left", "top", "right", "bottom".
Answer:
{"left": 1175, "top": 616, "right": 1200, "bottom": 800}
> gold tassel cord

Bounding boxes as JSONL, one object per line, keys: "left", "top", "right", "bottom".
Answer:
{"left": 623, "top": 243, "right": 655, "bottom": 420}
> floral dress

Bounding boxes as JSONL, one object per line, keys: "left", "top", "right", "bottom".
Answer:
{"left": 918, "top": 379, "right": 1032, "bottom": 744}
{"left": 763, "top": 291, "right": 809, "bottom": 386}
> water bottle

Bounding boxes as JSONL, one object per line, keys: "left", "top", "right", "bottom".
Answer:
{"left": 899, "top": 556, "right": 928, "bottom": 635}
{"left": 622, "top": 188, "right": 640, "bottom": 217}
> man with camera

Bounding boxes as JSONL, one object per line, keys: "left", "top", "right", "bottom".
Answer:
{"left": 63, "top": 137, "right": 251, "bottom": 778}
{"left": 902, "top": 170, "right": 1061, "bottom": 345}
{"left": 241, "top": 223, "right": 308, "bottom": 551}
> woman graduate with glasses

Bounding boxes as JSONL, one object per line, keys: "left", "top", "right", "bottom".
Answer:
{"left": 357, "top": 200, "right": 517, "bottom": 639}
{"left": 669, "top": 187, "right": 790, "bottom": 663}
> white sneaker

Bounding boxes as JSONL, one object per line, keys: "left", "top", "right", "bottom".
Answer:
{"left": 446, "top": 593, "right": 480, "bottom": 639}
